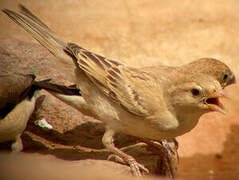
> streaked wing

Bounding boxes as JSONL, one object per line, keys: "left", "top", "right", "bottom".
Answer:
{"left": 65, "top": 43, "right": 151, "bottom": 117}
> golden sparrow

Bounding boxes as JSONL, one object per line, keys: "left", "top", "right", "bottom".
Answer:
{"left": 2, "top": 5, "right": 235, "bottom": 175}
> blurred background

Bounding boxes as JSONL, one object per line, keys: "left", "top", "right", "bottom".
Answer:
{"left": 0, "top": 0, "right": 239, "bottom": 179}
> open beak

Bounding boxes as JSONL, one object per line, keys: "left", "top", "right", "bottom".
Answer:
{"left": 204, "top": 91, "right": 227, "bottom": 114}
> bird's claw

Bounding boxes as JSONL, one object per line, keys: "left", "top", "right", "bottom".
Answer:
{"left": 108, "top": 154, "right": 149, "bottom": 176}
{"left": 128, "top": 159, "right": 149, "bottom": 176}
{"left": 161, "top": 140, "right": 174, "bottom": 154}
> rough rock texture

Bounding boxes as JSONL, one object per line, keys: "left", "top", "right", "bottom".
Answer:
{"left": 1, "top": 0, "right": 239, "bottom": 179}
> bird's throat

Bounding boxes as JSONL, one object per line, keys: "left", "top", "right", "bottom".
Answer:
{"left": 174, "top": 106, "right": 204, "bottom": 136}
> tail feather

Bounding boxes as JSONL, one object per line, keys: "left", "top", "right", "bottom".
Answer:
{"left": 18, "top": 4, "right": 52, "bottom": 31}
{"left": 2, "top": 6, "right": 76, "bottom": 82}
{"left": 2, "top": 8, "right": 66, "bottom": 59}
{"left": 33, "top": 80, "right": 81, "bottom": 96}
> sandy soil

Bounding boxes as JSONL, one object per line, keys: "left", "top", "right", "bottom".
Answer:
{"left": 0, "top": 0, "right": 239, "bottom": 179}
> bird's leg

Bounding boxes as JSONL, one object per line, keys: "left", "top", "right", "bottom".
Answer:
{"left": 11, "top": 134, "right": 23, "bottom": 152}
{"left": 102, "top": 127, "right": 149, "bottom": 176}
{"left": 141, "top": 139, "right": 178, "bottom": 178}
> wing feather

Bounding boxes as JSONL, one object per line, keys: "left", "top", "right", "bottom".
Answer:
{"left": 66, "top": 43, "right": 151, "bottom": 116}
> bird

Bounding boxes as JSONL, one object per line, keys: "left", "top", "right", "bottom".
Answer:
{"left": 0, "top": 72, "right": 80, "bottom": 152}
{"left": 0, "top": 73, "right": 41, "bottom": 152}
{"left": 2, "top": 5, "right": 235, "bottom": 176}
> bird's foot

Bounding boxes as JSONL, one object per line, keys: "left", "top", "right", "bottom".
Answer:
{"left": 161, "top": 139, "right": 178, "bottom": 155}
{"left": 108, "top": 154, "right": 149, "bottom": 176}
{"left": 11, "top": 134, "right": 23, "bottom": 152}
{"left": 141, "top": 139, "right": 178, "bottom": 178}
{"left": 128, "top": 158, "right": 149, "bottom": 176}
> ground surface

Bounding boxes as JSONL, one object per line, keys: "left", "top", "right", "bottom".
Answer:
{"left": 0, "top": 0, "right": 239, "bottom": 179}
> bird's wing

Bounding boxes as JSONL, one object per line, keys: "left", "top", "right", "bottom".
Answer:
{"left": 65, "top": 43, "right": 161, "bottom": 117}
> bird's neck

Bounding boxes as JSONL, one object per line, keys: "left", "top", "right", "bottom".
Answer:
{"left": 174, "top": 106, "right": 206, "bottom": 135}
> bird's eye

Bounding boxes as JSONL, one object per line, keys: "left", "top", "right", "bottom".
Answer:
{"left": 191, "top": 88, "right": 200, "bottom": 96}
{"left": 223, "top": 73, "right": 228, "bottom": 81}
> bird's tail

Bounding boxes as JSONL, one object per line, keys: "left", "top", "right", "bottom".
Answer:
{"left": 33, "top": 79, "right": 81, "bottom": 96}
{"left": 2, "top": 5, "right": 75, "bottom": 81}
{"left": 2, "top": 5, "right": 69, "bottom": 61}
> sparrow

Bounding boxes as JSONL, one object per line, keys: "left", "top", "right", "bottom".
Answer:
{"left": 0, "top": 73, "right": 41, "bottom": 152}
{"left": 2, "top": 5, "right": 235, "bottom": 176}
{"left": 0, "top": 72, "right": 80, "bottom": 152}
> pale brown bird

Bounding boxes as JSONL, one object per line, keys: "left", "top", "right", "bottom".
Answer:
{"left": 0, "top": 73, "right": 41, "bottom": 152}
{"left": 2, "top": 5, "right": 235, "bottom": 175}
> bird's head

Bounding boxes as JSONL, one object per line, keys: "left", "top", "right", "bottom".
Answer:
{"left": 168, "top": 75, "right": 226, "bottom": 116}
{"left": 182, "top": 58, "right": 236, "bottom": 89}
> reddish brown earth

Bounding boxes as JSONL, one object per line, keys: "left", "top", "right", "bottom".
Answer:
{"left": 0, "top": 0, "right": 239, "bottom": 179}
